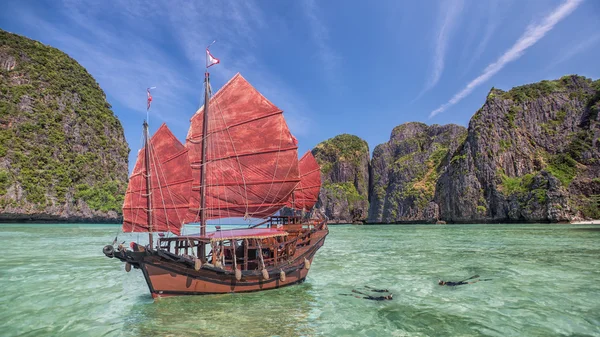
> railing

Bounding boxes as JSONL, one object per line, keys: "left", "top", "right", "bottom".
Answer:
{"left": 248, "top": 215, "right": 301, "bottom": 228}
{"left": 156, "top": 214, "right": 328, "bottom": 270}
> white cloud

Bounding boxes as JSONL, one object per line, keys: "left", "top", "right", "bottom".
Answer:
{"left": 461, "top": 0, "right": 507, "bottom": 76}
{"left": 429, "top": 0, "right": 583, "bottom": 118}
{"left": 14, "top": 0, "right": 315, "bottom": 136}
{"left": 425, "top": 0, "right": 465, "bottom": 91}
{"left": 544, "top": 33, "right": 600, "bottom": 71}
{"left": 301, "top": 0, "right": 341, "bottom": 87}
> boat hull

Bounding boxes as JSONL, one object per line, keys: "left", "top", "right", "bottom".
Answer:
{"left": 114, "top": 227, "right": 327, "bottom": 298}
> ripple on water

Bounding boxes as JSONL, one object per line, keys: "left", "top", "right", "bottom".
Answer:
{"left": 1, "top": 223, "right": 600, "bottom": 336}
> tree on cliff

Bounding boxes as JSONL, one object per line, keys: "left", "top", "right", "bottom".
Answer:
{"left": 0, "top": 30, "right": 129, "bottom": 222}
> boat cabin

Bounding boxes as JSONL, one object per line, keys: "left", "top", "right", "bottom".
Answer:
{"left": 157, "top": 216, "right": 317, "bottom": 271}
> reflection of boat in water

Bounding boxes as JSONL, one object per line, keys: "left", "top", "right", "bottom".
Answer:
{"left": 129, "top": 285, "right": 317, "bottom": 336}
{"left": 103, "top": 54, "right": 328, "bottom": 298}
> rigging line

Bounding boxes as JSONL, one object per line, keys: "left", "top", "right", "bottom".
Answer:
{"left": 266, "top": 119, "right": 300, "bottom": 213}
{"left": 248, "top": 116, "right": 288, "bottom": 217}
{"left": 189, "top": 122, "right": 204, "bottom": 224}
{"left": 131, "top": 128, "right": 147, "bottom": 232}
{"left": 150, "top": 136, "right": 186, "bottom": 231}
{"left": 212, "top": 106, "right": 234, "bottom": 223}
{"left": 216, "top": 120, "right": 297, "bottom": 210}
{"left": 195, "top": 79, "right": 214, "bottom": 224}
{"left": 214, "top": 95, "right": 251, "bottom": 217}
{"left": 212, "top": 97, "right": 247, "bottom": 219}
{"left": 190, "top": 141, "right": 202, "bottom": 224}
{"left": 203, "top": 93, "right": 220, "bottom": 222}
{"left": 208, "top": 103, "right": 222, "bottom": 223}
{"left": 210, "top": 100, "right": 223, "bottom": 223}
{"left": 148, "top": 139, "right": 173, "bottom": 234}
{"left": 217, "top": 102, "right": 238, "bottom": 223}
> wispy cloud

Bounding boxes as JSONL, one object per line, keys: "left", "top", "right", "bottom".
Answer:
{"left": 429, "top": 0, "right": 583, "bottom": 118}
{"left": 461, "top": 0, "right": 507, "bottom": 76}
{"left": 12, "top": 0, "right": 315, "bottom": 137}
{"left": 544, "top": 33, "right": 600, "bottom": 71}
{"left": 421, "top": 0, "right": 465, "bottom": 95}
{"left": 302, "top": 0, "right": 341, "bottom": 87}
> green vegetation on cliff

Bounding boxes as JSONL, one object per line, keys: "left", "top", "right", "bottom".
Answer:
{"left": 313, "top": 133, "right": 369, "bottom": 171}
{"left": 323, "top": 182, "right": 365, "bottom": 203}
{"left": 445, "top": 75, "right": 600, "bottom": 222}
{"left": 313, "top": 134, "right": 370, "bottom": 222}
{"left": 369, "top": 123, "right": 467, "bottom": 223}
{"left": 0, "top": 30, "right": 129, "bottom": 220}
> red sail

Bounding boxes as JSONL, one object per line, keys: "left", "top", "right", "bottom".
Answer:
{"left": 123, "top": 123, "right": 193, "bottom": 235}
{"left": 186, "top": 73, "right": 300, "bottom": 221}
{"left": 286, "top": 151, "right": 321, "bottom": 210}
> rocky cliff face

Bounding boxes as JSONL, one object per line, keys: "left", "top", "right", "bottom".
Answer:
{"left": 368, "top": 123, "right": 466, "bottom": 223}
{"left": 312, "top": 134, "right": 370, "bottom": 223}
{"left": 0, "top": 30, "right": 129, "bottom": 222}
{"left": 435, "top": 75, "right": 600, "bottom": 223}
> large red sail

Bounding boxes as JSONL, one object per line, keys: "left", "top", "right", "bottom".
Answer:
{"left": 286, "top": 151, "right": 321, "bottom": 211}
{"left": 186, "top": 73, "right": 300, "bottom": 221}
{"left": 123, "top": 124, "right": 193, "bottom": 235}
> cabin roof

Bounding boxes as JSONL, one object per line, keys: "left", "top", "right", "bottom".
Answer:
{"left": 180, "top": 228, "right": 288, "bottom": 242}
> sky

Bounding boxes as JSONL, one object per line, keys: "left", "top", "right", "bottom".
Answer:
{"left": 1, "top": 0, "right": 600, "bottom": 172}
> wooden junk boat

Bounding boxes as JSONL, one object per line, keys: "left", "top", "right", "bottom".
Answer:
{"left": 103, "top": 68, "right": 328, "bottom": 298}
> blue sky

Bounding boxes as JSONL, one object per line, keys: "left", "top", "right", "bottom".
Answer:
{"left": 1, "top": 0, "right": 599, "bottom": 172}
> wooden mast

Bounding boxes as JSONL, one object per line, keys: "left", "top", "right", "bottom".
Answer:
{"left": 199, "top": 71, "right": 210, "bottom": 259}
{"left": 143, "top": 120, "right": 153, "bottom": 246}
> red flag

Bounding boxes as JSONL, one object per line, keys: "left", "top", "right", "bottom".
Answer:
{"left": 147, "top": 88, "right": 153, "bottom": 111}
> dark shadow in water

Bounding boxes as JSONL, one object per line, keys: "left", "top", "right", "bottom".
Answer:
{"left": 377, "top": 304, "right": 508, "bottom": 336}
{"left": 124, "top": 283, "right": 317, "bottom": 337}
{"left": 569, "top": 227, "right": 600, "bottom": 232}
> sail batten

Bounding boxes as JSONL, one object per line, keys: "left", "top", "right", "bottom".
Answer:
{"left": 186, "top": 73, "right": 300, "bottom": 221}
{"left": 123, "top": 123, "right": 192, "bottom": 235}
{"left": 185, "top": 110, "right": 283, "bottom": 140}
{"left": 188, "top": 145, "right": 298, "bottom": 163}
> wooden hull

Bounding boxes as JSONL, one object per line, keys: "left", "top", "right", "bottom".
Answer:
{"left": 113, "top": 227, "right": 327, "bottom": 298}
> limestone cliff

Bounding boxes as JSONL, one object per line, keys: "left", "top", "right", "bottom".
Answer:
{"left": 312, "top": 134, "right": 369, "bottom": 223}
{"left": 435, "top": 75, "right": 600, "bottom": 223}
{"left": 368, "top": 123, "right": 466, "bottom": 223}
{"left": 0, "top": 30, "right": 129, "bottom": 222}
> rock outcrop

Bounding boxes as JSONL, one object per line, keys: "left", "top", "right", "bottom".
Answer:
{"left": 0, "top": 30, "right": 129, "bottom": 222}
{"left": 368, "top": 123, "right": 466, "bottom": 223}
{"left": 319, "top": 75, "right": 598, "bottom": 224}
{"left": 312, "top": 134, "right": 370, "bottom": 223}
{"left": 435, "top": 75, "right": 600, "bottom": 223}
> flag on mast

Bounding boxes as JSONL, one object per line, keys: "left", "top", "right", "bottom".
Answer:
{"left": 206, "top": 47, "right": 220, "bottom": 68}
{"left": 147, "top": 88, "right": 153, "bottom": 111}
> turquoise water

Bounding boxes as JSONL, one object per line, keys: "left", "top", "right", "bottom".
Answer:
{"left": 1, "top": 223, "right": 599, "bottom": 336}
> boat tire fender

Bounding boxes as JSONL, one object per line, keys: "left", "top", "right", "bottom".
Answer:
{"left": 103, "top": 245, "right": 114, "bottom": 257}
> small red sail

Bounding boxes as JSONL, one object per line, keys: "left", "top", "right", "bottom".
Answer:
{"left": 286, "top": 151, "right": 321, "bottom": 210}
{"left": 123, "top": 124, "right": 193, "bottom": 235}
{"left": 186, "top": 73, "right": 300, "bottom": 221}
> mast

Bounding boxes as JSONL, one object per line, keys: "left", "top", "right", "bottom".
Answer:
{"left": 199, "top": 72, "right": 210, "bottom": 237}
{"left": 143, "top": 120, "right": 153, "bottom": 246}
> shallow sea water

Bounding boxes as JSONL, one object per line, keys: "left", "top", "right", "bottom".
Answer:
{"left": 1, "top": 223, "right": 599, "bottom": 336}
